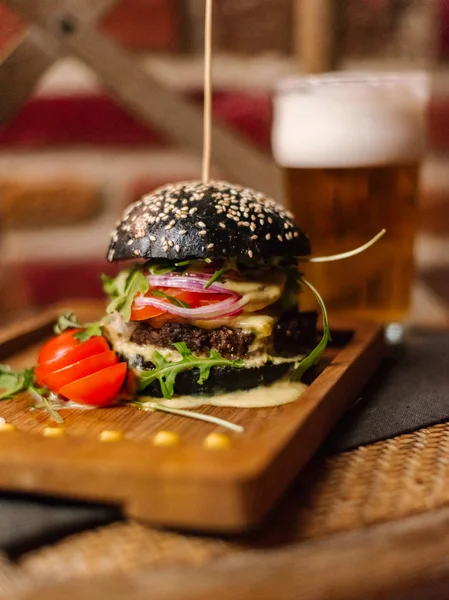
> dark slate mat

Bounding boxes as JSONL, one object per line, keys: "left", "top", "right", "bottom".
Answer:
{"left": 324, "top": 329, "right": 449, "bottom": 454}
{"left": 0, "top": 494, "right": 120, "bottom": 557}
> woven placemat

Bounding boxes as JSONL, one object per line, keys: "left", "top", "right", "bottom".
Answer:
{"left": 14, "top": 421, "right": 449, "bottom": 584}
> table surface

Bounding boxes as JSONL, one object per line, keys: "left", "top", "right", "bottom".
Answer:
{"left": 0, "top": 298, "right": 449, "bottom": 600}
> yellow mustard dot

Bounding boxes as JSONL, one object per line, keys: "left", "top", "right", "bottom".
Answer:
{"left": 203, "top": 432, "right": 231, "bottom": 450}
{"left": 100, "top": 430, "right": 123, "bottom": 442}
{"left": 153, "top": 430, "right": 180, "bottom": 447}
{"left": 43, "top": 427, "right": 65, "bottom": 438}
{"left": 0, "top": 422, "right": 16, "bottom": 432}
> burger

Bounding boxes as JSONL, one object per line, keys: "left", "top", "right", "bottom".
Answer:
{"left": 103, "top": 180, "right": 327, "bottom": 400}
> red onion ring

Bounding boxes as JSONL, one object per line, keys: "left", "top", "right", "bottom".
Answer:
{"left": 147, "top": 274, "right": 236, "bottom": 295}
{"left": 134, "top": 294, "right": 248, "bottom": 320}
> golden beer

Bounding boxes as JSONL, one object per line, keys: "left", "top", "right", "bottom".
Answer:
{"left": 283, "top": 164, "right": 419, "bottom": 323}
{"left": 272, "top": 73, "right": 429, "bottom": 324}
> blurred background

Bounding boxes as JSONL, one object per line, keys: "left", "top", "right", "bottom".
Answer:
{"left": 0, "top": 0, "right": 447, "bottom": 323}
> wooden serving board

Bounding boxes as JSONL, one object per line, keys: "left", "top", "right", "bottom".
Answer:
{"left": 0, "top": 301, "right": 384, "bottom": 533}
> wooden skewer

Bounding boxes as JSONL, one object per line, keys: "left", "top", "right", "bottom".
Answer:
{"left": 295, "top": 0, "right": 338, "bottom": 74}
{"left": 202, "top": 0, "right": 213, "bottom": 183}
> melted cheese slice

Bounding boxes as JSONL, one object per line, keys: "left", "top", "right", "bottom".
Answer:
{"left": 222, "top": 271, "right": 286, "bottom": 312}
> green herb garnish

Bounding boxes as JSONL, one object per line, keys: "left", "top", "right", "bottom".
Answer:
{"left": 104, "top": 269, "right": 149, "bottom": 321}
{"left": 138, "top": 342, "right": 244, "bottom": 399}
{"left": 149, "top": 263, "right": 176, "bottom": 275}
{"left": 0, "top": 366, "right": 63, "bottom": 423}
{"left": 54, "top": 312, "right": 103, "bottom": 342}
{"left": 131, "top": 400, "right": 244, "bottom": 433}
{"left": 0, "top": 365, "right": 27, "bottom": 400}
{"left": 204, "top": 267, "right": 224, "bottom": 289}
{"left": 150, "top": 290, "right": 190, "bottom": 308}
{"left": 290, "top": 277, "right": 330, "bottom": 381}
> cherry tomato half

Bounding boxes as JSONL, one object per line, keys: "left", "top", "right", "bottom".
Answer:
{"left": 37, "top": 329, "right": 83, "bottom": 365}
{"left": 38, "top": 335, "right": 110, "bottom": 374}
{"left": 40, "top": 351, "right": 118, "bottom": 392}
{"left": 36, "top": 330, "right": 126, "bottom": 407}
{"left": 59, "top": 363, "right": 127, "bottom": 407}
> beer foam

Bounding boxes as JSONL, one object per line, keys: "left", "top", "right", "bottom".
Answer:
{"left": 272, "top": 75, "right": 429, "bottom": 168}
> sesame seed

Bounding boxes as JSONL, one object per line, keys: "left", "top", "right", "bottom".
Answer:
{"left": 207, "top": 243, "right": 214, "bottom": 249}
{"left": 251, "top": 235, "right": 258, "bottom": 240}
{"left": 150, "top": 235, "right": 157, "bottom": 241}
{"left": 197, "top": 221, "right": 206, "bottom": 228}
{"left": 219, "top": 222, "right": 226, "bottom": 229}
{"left": 277, "top": 235, "right": 283, "bottom": 242}
{"left": 127, "top": 239, "right": 133, "bottom": 246}
{"left": 248, "top": 250, "right": 254, "bottom": 258}
{"left": 133, "top": 249, "right": 140, "bottom": 256}
{"left": 199, "top": 230, "right": 207, "bottom": 236}
{"left": 168, "top": 240, "right": 173, "bottom": 247}
{"left": 268, "top": 217, "right": 273, "bottom": 224}
{"left": 175, "top": 244, "right": 180, "bottom": 253}
{"left": 179, "top": 229, "right": 187, "bottom": 235}
{"left": 293, "top": 231, "right": 299, "bottom": 238}
{"left": 265, "top": 233, "right": 271, "bottom": 240}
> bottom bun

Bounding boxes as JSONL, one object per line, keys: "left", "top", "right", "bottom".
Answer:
{"left": 137, "top": 362, "right": 293, "bottom": 397}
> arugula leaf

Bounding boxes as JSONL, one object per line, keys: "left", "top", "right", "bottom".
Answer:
{"left": 31, "top": 391, "right": 64, "bottom": 424}
{"left": 150, "top": 289, "right": 190, "bottom": 308}
{"left": 0, "top": 366, "right": 63, "bottom": 423}
{"left": 54, "top": 312, "right": 80, "bottom": 334}
{"left": 74, "top": 325, "right": 103, "bottom": 342}
{"left": 0, "top": 367, "right": 24, "bottom": 400}
{"left": 137, "top": 342, "right": 244, "bottom": 399}
{"left": 54, "top": 313, "right": 103, "bottom": 342}
{"left": 105, "top": 269, "right": 149, "bottom": 322}
{"left": 290, "top": 277, "right": 330, "bottom": 381}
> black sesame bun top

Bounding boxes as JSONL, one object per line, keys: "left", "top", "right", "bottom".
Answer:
{"left": 107, "top": 180, "right": 310, "bottom": 263}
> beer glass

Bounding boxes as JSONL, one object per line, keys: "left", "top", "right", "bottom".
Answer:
{"left": 272, "top": 72, "right": 429, "bottom": 325}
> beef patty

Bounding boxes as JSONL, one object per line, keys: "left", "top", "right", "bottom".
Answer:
{"left": 130, "top": 311, "right": 317, "bottom": 359}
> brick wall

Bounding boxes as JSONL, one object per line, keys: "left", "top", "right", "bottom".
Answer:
{"left": 1, "top": 0, "right": 449, "bottom": 320}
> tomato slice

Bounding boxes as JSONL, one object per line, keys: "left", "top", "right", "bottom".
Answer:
{"left": 194, "top": 293, "right": 226, "bottom": 307}
{"left": 130, "top": 303, "right": 165, "bottom": 321}
{"left": 37, "top": 330, "right": 83, "bottom": 365}
{"left": 38, "top": 336, "right": 110, "bottom": 373}
{"left": 59, "top": 362, "right": 127, "bottom": 407}
{"left": 41, "top": 351, "right": 118, "bottom": 392}
{"left": 130, "top": 287, "right": 227, "bottom": 321}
